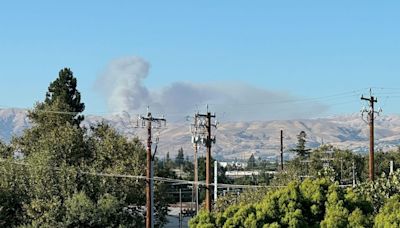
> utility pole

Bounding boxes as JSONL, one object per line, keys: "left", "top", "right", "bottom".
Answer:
{"left": 352, "top": 160, "right": 356, "bottom": 187}
{"left": 214, "top": 160, "right": 218, "bottom": 202}
{"left": 205, "top": 112, "right": 216, "bottom": 212}
{"left": 190, "top": 116, "right": 200, "bottom": 215}
{"left": 194, "top": 143, "right": 199, "bottom": 214}
{"left": 280, "top": 130, "right": 284, "bottom": 171}
{"left": 150, "top": 136, "right": 159, "bottom": 227}
{"left": 179, "top": 188, "right": 182, "bottom": 228}
{"left": 139, "top": 109, "right": 166, "bottom": 228}
{"left": 361, "top": 89, "right": 381, "bottom": 182}
{"left": 390, "top": 160, "right": 394, "bottom": 175}
{"left": 340, "top": 158, "right": 343, "bottom": 184}
{"left": 191, "top": 109, "right": 217, "bottom": 212}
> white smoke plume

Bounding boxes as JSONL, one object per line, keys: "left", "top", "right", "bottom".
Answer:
{"left": 96, "top": 56, "right": 328, "bottom": 121}
{"left": 95, "top": 56, "right": 151, "bottom": 113}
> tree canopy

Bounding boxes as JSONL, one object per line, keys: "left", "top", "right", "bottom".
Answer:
{"left": 190, "top": 168, "right": 400, "bottom": 228}
{"left": 28, "top": 68, "right": 85, "bottom": 127}
{"left": 190, "top": 178, "right": 375, "bottom": 228}
{"left": 291, "top": 131, "right": 311, "bottom": 158}
{"left": 0, "top": 70, "right": 169, "bottom": 227}
{"left": 247, "top": 153, "right": 256, "bottom": 170}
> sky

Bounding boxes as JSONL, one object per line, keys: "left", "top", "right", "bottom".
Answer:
{"left": 0, "top": 1, "right": 400, "bottom": 121}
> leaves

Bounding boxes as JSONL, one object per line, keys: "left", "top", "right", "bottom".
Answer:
{"left": 190, "top": 178, "right": 375, "bottom": 228}
{"left": 374, "top": 195, "right": 400, "bottom": 227}
{"left": 0, "top": 71, "right": 169, "bottom": 227}
{"left": 356, "top": 169, "right": 400, "bottom": 213}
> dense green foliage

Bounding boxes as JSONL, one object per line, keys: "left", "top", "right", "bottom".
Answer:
{"left": 374, "top": 150, "right": 400, "bottom": 177}
{"left": 374, "top": 195, "right": 400, "bottom": 227}
{"left": 175, "top": 147, "right": 185, "bottom": 167}
{"left": 191, "top": 169, "right": 400, "bottom": 228}
{"left": 247, "top": 153, "right": 256, "bottom": 170}
{"left": 190, "top": 178, "right": 376, "bottom": 227}
{"left": 356, "top": 169, "right": 400, "bottom": 213}
{"left": 290, "top": 131, "right": 311, "bottom": 158}
{"left": 29, "top": 68, "right": 85, "bottom": 127}
{"left": 0, "top": 71, "right": 169, "bottom": 227}
{"left": 2, "top": 69, "right": 400, "bottom": 227}
{"left": 273, "top": 145, "right": 366, "bottom": 186}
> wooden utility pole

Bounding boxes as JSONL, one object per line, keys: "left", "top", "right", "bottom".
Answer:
{"left": 194, "top": 143, "right": 199, "bottom": 214}
{"left": 205, "top": 112, "right": 215, "bottom": 212}
{"left": 214, "top": 160, "right": 218, "bottom": 202}
{"left": 146, "top": 117, "right": 152, "bottom": 228}
{"left": 352, "top": 160, "right": 356, "bottom": 187}
{"left": 179, "top": 188, "right": 182, "bottom": 228}
{"left": 139, "top": 110, "right": 166, "bottom": 228}
{"left": 361, "top": 90, "right": 380, "bottom": 181}
{"left": 192, "top": 110, "right": 216, "bottom": 212}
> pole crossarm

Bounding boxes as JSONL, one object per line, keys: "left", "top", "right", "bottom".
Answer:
{"left": 360, "top": 89, "right": 382, "bottom": 182}
{"left": 137, "top": 108, "right": 166, "bottom": 228}
{"left": 191, "top": 110, "right": 217, "bottom": 213}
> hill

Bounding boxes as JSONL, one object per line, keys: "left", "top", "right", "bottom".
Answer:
{"left": 1, "top": 108, "right": 399, "bottom": 160}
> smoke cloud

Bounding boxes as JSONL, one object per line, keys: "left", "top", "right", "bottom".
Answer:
{"left": 95, "top": 56, "right": 328, "bottom": 121}
{"left": 95, "top": 56, "right": 151, "bottom": 113}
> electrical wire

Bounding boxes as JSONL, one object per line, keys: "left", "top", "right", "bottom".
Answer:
{"left": 0, "top": 159, "right": 279, "bottom": 189}
{"left": 0, "top": 88, "right": 376, "bottom": 119}
{"left": 201, "top": 89, "right": 366, "bottom": 107}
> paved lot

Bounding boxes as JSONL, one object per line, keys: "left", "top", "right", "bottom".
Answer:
{"left": 164, "top": 207, "right": 193, "bottom": 228}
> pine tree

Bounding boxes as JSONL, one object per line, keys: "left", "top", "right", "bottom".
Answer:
{"left": 291, "top": 131, "right": 311, "bottom": 158}
{"left": 29, "top": 68, "right": 85, "bottom": 126}
{"left": 175, "top": 147, "right": 184, "bottom": 166}
{"left": 247, "top": 153, "right": 256, "bottom": 170}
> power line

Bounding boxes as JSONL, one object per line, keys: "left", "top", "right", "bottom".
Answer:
{"left": 0, "top": 159, "right": 279, "bottom": 189}
{"left": 201, "top": 89, "right": 366, "bottom": 107}
{"left": 0, "top": 88, "right": 377, "bottom": 118}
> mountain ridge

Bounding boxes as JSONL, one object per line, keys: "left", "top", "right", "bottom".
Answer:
{"left": 1, "top": 108, "right": 399, "bottom": 160}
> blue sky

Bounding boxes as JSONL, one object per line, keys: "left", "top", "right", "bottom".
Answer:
{"left": 0, "top": 1, "right": 400, "bottom": 120}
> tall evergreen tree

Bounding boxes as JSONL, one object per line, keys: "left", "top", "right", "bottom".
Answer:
{"left": 17, "top": 68, "right": 86, "bottom": 159}
{"left": 247, "top": 153, "right": 256, "bottom": 170}
{"left": 9, "top": 73, "right": 171, "bottom": 227}
{"left": 291, "top": 131, "right": 311, "bottom": 158}
{"left": 29, "top": 68, "right": 85, "bottom": 126}
{"left": 175, "top": 147, "right": 185, "bottom": 166}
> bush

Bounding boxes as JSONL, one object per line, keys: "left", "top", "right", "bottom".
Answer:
{"left": 189, "top": 178, "right": 374, "bottom": 227}
{"left": 374, "top": 195, "right": 400, "bottom": 227}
